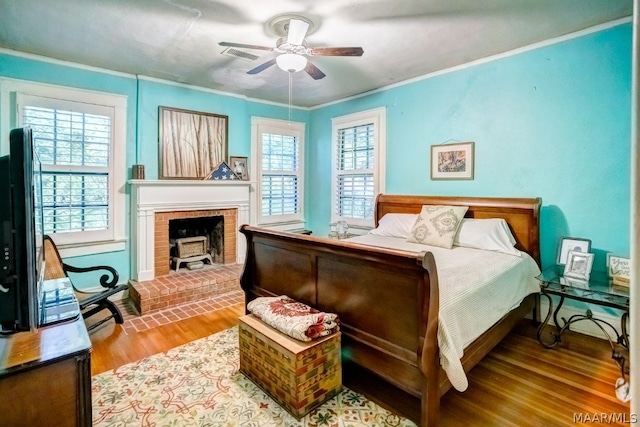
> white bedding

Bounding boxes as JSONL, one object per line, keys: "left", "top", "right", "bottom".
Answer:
{"left": 346, "top": 233, "right": 541, "bottom": 392}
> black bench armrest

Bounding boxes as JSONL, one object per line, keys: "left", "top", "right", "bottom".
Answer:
{"left": 62, "top": 263, "right": 120, "bottom": 289}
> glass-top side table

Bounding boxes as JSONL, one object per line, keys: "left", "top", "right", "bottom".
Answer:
{"left": 536, "top": 265, "right": 629, "bottom": 381}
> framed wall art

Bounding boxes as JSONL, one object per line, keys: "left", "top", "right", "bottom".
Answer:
{"left": 229, "top": 156, "right": 249, "bottom": 180}
{"left": 563, "top": 250, "right": 594, "bottom": 281}
{"left": 430, "top": 141, "right": 475, "bottom": 180}
{"left": 159, "top": 106, "right": 228, "bottom": 179}
{"left": 557, "top": 237, "right": 591, "bottom": 265}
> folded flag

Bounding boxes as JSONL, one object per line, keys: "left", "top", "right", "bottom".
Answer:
{"left": 205, "top": 161, "right": 240, "bottom": 180}
{"left": 247, "top": 295, "right": 339, "bottom": 342}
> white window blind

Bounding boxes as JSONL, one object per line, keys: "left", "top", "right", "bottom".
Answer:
{"left": 251, "top": 117, "right": 305, "bottom": 227}
{"left": 23, "top": 106, "right": 111, "bottom": 235}
{"left": 261, "top": 133, "right": 299, "bottom": 216}
{"left": 336, "top": 124, "right": 375, "bottom": 219}
{"left": 331, "top": 107, "right": 386, "bottom": 229}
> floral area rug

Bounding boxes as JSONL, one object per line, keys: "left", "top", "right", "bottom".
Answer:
{"left": 92, "top": 327, "right": 417, "bottom": 427}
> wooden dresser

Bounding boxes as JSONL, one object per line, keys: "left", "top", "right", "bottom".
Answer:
{"left": 0, "top": 306, "right": 91, "bottom": 426}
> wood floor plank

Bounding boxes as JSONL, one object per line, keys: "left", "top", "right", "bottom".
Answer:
{"left": 89, "top": 304, "right": 631, "bottom": 426}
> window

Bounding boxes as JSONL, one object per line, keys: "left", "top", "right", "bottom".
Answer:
{"left": 1, "top": 79, "right": 127, "bottom": 255}
{"left": 22, "top": 101, "right": 111, "bottom": 236}
{"left": 251, "top": 117, "right": 305, "bottom": 226}
{"left": 332, "top": 107, "right": 386, "bottom": 229}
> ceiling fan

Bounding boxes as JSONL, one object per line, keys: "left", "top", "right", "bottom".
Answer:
{"left": 219, "top": 16, "right": 364, "bottom": 80}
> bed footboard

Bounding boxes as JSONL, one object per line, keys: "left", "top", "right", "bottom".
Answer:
{"left": 239, "top": 225, "right": 441, "bottom": 426}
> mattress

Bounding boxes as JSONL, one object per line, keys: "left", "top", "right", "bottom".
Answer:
{"left": 346, "top": 234, "right": 541, "bottom": 392}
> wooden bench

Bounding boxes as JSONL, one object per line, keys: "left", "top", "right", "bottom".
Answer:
{"left": 43, "top": 235, "right": 128, "bottom": 331}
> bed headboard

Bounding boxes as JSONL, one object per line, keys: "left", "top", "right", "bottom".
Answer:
{"left": 374, "top": 194, "right": 541, "bottom": 265}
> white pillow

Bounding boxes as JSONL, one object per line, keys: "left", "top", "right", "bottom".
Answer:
{"left": 406, "top": 205, "right": 468, "bottom": 249}
{"left": 369, "top": 213, "right": 419, "bottom": 238}
{"left": 454, "top": 218, "right": 521, "bottom": 256}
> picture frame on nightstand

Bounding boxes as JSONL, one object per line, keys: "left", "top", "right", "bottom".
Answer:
{"left": 557, "top": 237, "right": 591, "bottom": 265}
{"left": 607, "top": 254, "right": 630, "bottom": 287}
{"left": 563, "top": 250, "right": 594, "bottom": 281}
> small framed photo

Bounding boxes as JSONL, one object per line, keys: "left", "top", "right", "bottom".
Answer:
{"left": 563, "top": 250, "right": 594, "bottom": 281}
{"left": 430, "top": 141, "right": 474, "bottom": 180}
{"left": 557, "top": 237, "right": 591, "bottom": 265}
{"left": 229, "top": 156, "right": 249, "bottom": 180}
{"left": 607, "top": 254, "right": 630, "bottom": 286}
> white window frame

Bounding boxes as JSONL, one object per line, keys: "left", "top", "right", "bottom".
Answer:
{"left": 251, "top": 117, "right": 305, "bottom": 228}
{"left": 0, "top": 78, "right": 127, "bottom": 256}
{"left": 331, "top": 107, "right": 386, "bottom": 229}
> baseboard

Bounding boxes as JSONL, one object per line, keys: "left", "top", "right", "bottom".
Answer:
{"left": 535, "top": 297, "right": 627, "bottom": 342}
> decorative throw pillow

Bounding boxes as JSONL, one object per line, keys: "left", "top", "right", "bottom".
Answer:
{"left": 369, "top": 213, "right": 419, "bottom": 239}
{"left": 406, "top": 205, "right": 468, "bottom": 248}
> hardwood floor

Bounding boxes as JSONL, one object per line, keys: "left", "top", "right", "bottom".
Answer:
{"left": 90, "top": 304, "right": 631, "bottom": 426}
{"left": 440, "top": 322, "right": 631, "bottom": 426}
{"left": 89, "top": 304, "right": 245, "bottom": 374}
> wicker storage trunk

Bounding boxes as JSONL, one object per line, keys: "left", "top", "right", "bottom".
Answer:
{"left": 238, "top": 314, "right": 342, "bottom": 419}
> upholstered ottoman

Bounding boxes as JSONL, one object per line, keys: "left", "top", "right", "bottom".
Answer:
{"left": 238, "top": 314, "right": 342, "bottom": 419}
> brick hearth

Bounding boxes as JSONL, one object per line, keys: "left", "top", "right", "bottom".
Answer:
{"left": 128, "top": 264, "right": 243, "bottom": 315}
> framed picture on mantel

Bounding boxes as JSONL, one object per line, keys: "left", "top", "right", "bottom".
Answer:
{"left": 229, "top": 156, "right": 249, "bottom": 180}
{"left": 159, "top": 106, "right": 228, "bottom": 179}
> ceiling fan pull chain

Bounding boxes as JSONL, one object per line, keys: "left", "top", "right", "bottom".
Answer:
{"left": 288, "top": 71, "right": 293, "bottom": 126}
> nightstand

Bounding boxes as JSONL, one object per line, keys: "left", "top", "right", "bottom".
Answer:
{"left": 536, "top": 265, "right": 629, "bottom": 380}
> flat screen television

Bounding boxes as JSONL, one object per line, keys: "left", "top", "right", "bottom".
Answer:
{"left": 0, "top": 127, "right": 45, "bottom": 333}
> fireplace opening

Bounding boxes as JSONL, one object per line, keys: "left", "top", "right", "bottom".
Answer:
{"left": 169, "top": 216, "right": 224, "bottom": 270}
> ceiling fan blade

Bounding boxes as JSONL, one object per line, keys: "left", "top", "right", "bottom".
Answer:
{"left": 310, "top": 47, "right": 364, "bottom": 57}
{"left": 247, "top": 58, "right": 277, "bottom": 74}
{"left": 286, "top": 19, "right": 309, "bottom": 45}
{"left": 305, "top": 61, "right": 326, "bottom": 80}
{"left": 219, "top": 41, "right": 274, "bottom": 51}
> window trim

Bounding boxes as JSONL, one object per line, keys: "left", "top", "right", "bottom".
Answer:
{"left": 0, "top": 78, "right": 127, "bottom": 256}
{"left": 251, "top": 116, "right": 305, "bottom": 227}
{"left": 331, "top": 107, "right": 386, "bottom": 229}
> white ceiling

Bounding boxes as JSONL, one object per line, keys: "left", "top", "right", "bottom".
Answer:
{"left": 0, "top": 0, "right": 633, "bottom": 107}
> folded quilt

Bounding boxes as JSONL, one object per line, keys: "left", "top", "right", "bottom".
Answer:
{"left": 246, "top": 295, "right": 339, "bottom": 341}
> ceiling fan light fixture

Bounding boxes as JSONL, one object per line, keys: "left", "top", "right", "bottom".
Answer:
{"left": 276, "top": 53, "right": 307, "bottom": 73}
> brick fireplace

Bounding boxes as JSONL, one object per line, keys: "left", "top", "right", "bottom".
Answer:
{"left": 128, "top": 180, "right": 252, "bottom": 314}
{"left": 130, "top": 180, "right": 252, "bottom": 282}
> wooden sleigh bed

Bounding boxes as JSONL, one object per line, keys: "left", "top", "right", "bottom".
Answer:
{"left": 239, "top": 194, "right": 541, "bottom": 426}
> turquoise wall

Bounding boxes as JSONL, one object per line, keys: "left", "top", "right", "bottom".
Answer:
{"left": 0, "top": 54, "right": 305, "bottom": 285}
{"left": 135, "top": 79, "right": 308, "bottom": 180}
{"left": 307, "top": 23, "right": 632, "bottom": 272}
{"left": 0, "top": 22, "right": 631, "bottom": 284}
